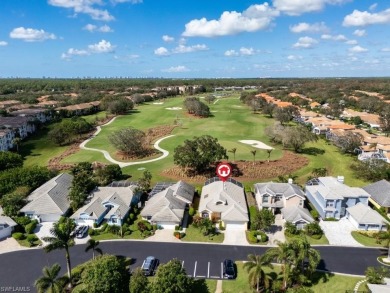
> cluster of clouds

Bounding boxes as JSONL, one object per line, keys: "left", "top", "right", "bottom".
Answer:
{"left": 61, "top": 40, "right": 115, "bottom": 60}
{"left": 154, "top": 37, "right": 208, "bottom": 56}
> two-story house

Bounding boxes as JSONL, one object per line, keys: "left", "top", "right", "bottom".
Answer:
{"left": 9, "top": 108, "right": 52, "bottom": 123}
{"left": 0, "top": 129, "right": 15, "bottom": 151}
{"left": 0, "top": 116, "right": 35, "bottom": 139}
{"left": 305, "top": 176, "right": 370, "bottom": 220}
{"left": 254, "top": 182, "right": 314, "bottom": 228}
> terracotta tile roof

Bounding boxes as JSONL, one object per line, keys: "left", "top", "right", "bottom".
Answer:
{"left": 310, "top": 102, "right": 321, "bottom": 107}
{"left": 56, "top": 101, "right": 100, "bottom": 111}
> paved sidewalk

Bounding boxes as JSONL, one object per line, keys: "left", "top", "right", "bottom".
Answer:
{"left": 0, "top": 237, "right": 25, "bottom": 254}
{"left": 215, "top": 280, "right": 222, "bottom": 293}
{"left": 319, "top": 218, "right": 363, "bottom": 246}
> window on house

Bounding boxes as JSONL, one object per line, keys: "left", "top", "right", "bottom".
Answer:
{"left": 299, "top": 200, "right": 303, "bottom": 206}
{"left": 112, "top": 218, "right": 117, "bottom": 223}
{"left": 326, "top": 201, "right": 333, "bottom": 207}
{"left": 275, "top": 195, "right": 282, "bottom": 202}
{"left": 262, "top": 195, "right": 269, "bottom": 203}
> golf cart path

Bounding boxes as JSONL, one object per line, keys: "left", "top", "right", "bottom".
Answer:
{"left": 79, "top": 116, "right": 175, "bottom": 168}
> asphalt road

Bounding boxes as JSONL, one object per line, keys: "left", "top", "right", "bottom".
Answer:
{"left": 0, "top": 241, "right": 383, "bottom": 289}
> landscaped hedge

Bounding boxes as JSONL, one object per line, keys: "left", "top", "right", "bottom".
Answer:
{"left": 24, "top": 220, "right": 38, "bottom": 234}
{"left": 12, "top": 232, "right": 25, "bottom": 240}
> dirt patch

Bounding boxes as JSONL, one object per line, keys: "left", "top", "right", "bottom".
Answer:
{"left": 161, "top": 151, "right": 309, "bottom": 183}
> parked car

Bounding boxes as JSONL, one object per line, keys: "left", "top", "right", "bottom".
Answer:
{"left": 71, "top": 225, "right": 82, "bottom": 237}
{"left": 223, "top": 259, "right": 236, "bottom": 279}
{"left": 76, "top": 225, "right": 89, "bottom": 238}
{"left": 141, "top": 256, "right": 159, "bottom": 276}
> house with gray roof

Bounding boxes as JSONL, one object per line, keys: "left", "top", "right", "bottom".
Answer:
{"left": 363, "top": 180, "right": 390, "bottom": 214}
{"left": 0, "top": 207, "right": 17, "bottom": 239}
{"left": 141, "top": 181, "right": 194, "bottom": 229}
{"left": 20, "top": 173, "right": 73, "bottom": 222}
{"left": 281, "top": 206, "right": 314, "bottom": 229}
{"left": 305, "top": 176, "right": 370, "bottom": 220}
{"left": 367, "top": 278, "right": 390, "bottom": 293}
{"left": 71, "top": 186, "right": 140, "bottom": 227}
{"left": 346, "top": 203, "right": 388, "bottom": 231}
{"left": 199, "top": 178, "right": 248, "bottom": 231}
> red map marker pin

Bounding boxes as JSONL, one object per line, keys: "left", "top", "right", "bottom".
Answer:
{"left": 216, "top": 163, "right": 232, "bottom": 182}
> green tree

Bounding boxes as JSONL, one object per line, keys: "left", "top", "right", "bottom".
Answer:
{"left": 251, "top": 150, "right": 257, "bottom": 164}
{"left": 0, "top": 188, "right": 28, "bottom": 217}
{"left": 138, "top": 170, "right": 152, "bottom": 192}
{"left": 149, "top": 258, "right": 193, "bottom": 293}
{"left": 42, "top": 218, "right": 76, "bottom": 288}
{"left": 282, "top": 125, "right": 318, "bottom": 153}
{"left": 365, "top": 266, "right": 390, "bottom": 284}
{"left": 100, "top": 96, "right": 134, "bottom": 115}
{"left": 130, "top": 267, "right": 149, "bottom": 293}
{"left": 95, "top": 164, "right": 122, "bottom": 185}
{"left": 243, "top": 254, "right": 273, "bottom": 292}
{"left": 266, "top": 149, "right": 273, "bottom": 162}
{"left": 85, "top": 239, "right": 103, "bottom": 260}
{"left": 377, "top": 224, "right": 390, "bottom": 260}
{"left": 0, "top": 151, "right": 23, "bottom": 171}
{"left": 173, "top": 135, "right": 228, "bottom": 175}
{"left": 12, "top": 137, "right": 22, "bottom": 153}
{"left": 252, "top": 209, "right": 275, "bottom": 232}
{"left": 109, "top": 128, "right": 147, "bottom": 157}
{"left": 228, "top": 148, "right": 237, "bottom": 162}
{"left": 274, "top": 106, "right": 299, "bottom": 125}
{"left": 34, "top": 263, "right": 68, "bottom": 293}
{"left": 380, "top": 105, "right": 390, "bottom": 137}
{"left": 81, "top": 254, "right": 128, "bottom": 293}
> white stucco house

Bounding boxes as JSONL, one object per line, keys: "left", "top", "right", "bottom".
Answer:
{"left": 141, "top": 181, "right": 195, "bottom": 229}
{"left": 71, "top": 185, "right": 140, "bottom": 227}
{"left": 0, "top": 207, "right": 17, "bottom": 239}
{"left": 199, "top": 177, "right": 248, "bottom": 231}
{"left": 20, "top": 173, "right": 73, "bottom": 222}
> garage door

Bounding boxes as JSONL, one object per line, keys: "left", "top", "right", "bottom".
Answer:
{"left": 0, "top": 227, "right": 12, "bottom": 239}
{"left": 157, "top": 222, "right": 177, "bottom": 230}
{"left": 40, "top": 214, "right": 61, "bottom": 222}
{"left": 224, "top": 222, "right": 247, "bottom": 231}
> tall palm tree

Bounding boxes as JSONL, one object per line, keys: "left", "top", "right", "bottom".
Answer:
{"left": 264, "top": 240, "right": 295, "bottom": 289}
{"left": 12, "top": 137, "right": 21, "bottom": 153}
{"left": 229, "top": 148, "right": 237, "bottom": 162}
{"left": 243, "top": 254, "right": 273, "bottom": 292}
{"left": 292, "top": 237, "right": 321, "bottom": 283}
{"left": 251, "top": 150, "right": 257, "bottom": 164}
{"left": 42, "top": 218, "right": 76, "bottom": 288}
{"left": 34, "top": 263, "right": 68, "bottom": 293}
{"left": 85, "top": 239, "right": 103, "bottom": 259}
{"left": 266, "top": 149, "right": 273, "bottom": 162}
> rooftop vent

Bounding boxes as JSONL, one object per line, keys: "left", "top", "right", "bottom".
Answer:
{"left": 337, "top": 176, "right": 344, "bottom": 184}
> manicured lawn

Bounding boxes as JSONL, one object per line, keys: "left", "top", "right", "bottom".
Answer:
{"left": 181, "top": 225, "right": 224, "bottom": 243}
{"left": 351, "top": 231, "right": 383, "bottom": 247}
{"left": 222, "top": 262, "right": 363, "bottom": 293}
{"left": 285, "top": 234, "right": 329, "bottom": 245}
{"left": 16, "top": 234, "right": 42, "bottom": 247}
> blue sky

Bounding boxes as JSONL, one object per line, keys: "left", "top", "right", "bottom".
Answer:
{"left": 0, "top": 0, "right": 389, "bottom": 78}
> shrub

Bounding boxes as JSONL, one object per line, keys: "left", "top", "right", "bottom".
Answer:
{"left": 143, "top": 230, "right": 152, "bottom": 237}
{"left": 310, "top": 209, "right": 319, "bottom": 220}
{"left": 175, "top": 225, "right": 180, "bottom": 231}
{"left": 247, "top": 231, "right": 258, "bottom": 243}
{"left": 152, "top": 224, "right": 158, "bottom": 231}
{"left": 144, "top": 222, "right": 152, "bottom": 231}
{"left": 173, "top": 231, "right": 180, "bottom": 238}
{"left": 189, "top": 207, "right": 195, "bottom": 216}
{"left": 218, "top": 221, "right": 225, "bottom": 231}
{"left": 324, "top": 217, "right": 338, "bottom": 221}
{"left": 15, "top": 216, "right": 31, "bottom": 227}
{"left": 180, "top": 232, "right": 186, "bottom": 238}
{"left": 88, "top": 229, "right": 98, "bottom": 236}
{"left": 93, "top": 222, "right": 97, "bottom": 228}
{"left": 257, "top": 231, "right": 268, "bottom": 242}
{"left": 12, "top": 232, "right": 25, "bottom": 240}
{"left": 26, "top": 234, "right": 38, "bottom": 245}
{"left": 124, "top": 231, "right": 131, "bottom": 236}
{"left": 309, "top": 234, "right": 322, "bottom": 240}
{"left": 129, "top": 213, "right": 135, "bottom": 221}
{"left": 101, "top": 223, "right": 108, "bottom": 231}
{"left": 25, "top": 220, "right": 38, "bottom": 234}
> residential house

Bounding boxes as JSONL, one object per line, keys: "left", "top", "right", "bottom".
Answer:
{"left": 9, "top": 108, "right": 52, "bottom": 123}
{"left": 346, "top": 202, "right": 388, "bottom": 231}
{"left": 342, "top": 109, "right": 381, "bottom": 129}
{"left": 0, "top": 116, "right": 35, "bottom": 139}
{"left": 0, "top": 100, "right": 22, "bottom": 109}
{"left": 71, "top": 186, "right": 140, "bottom": 227}
{"left": 305, "top": 176, "right": 370, "bottom": 220}
{"left": 0, "top": 129, "right": 15, "bottom": 151}
{"left": 356, "top": 130, "right": 390, "bottom": 163}
{"left": 20, "top": 173, "right": 73, "bottom": 222}
{"left": 0, "top": 207, "right": 17, "bottom": 239}
{"left": 56, "top": 101, "right": 100, "bottom": 116}
{"left": 141, "top": 181, "right": 194, "bottom": 229}
{"left": 199, "top": 177, "right": 248, "bottom": 231}
{"left": 254, "top": 182, "right": 314, "bottom": 228}
{"left": 363, "top": 180, "right": 390, "bottom": 215}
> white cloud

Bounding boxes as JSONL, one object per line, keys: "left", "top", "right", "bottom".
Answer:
{"left": 172, "top": 44, "right": 208, "bottom": 53}
{"left": 353, "top": 29, "right": 366, "bottom": 37}
{"left": 83, "top": 24, "right": 113, "bottom": 32}
{"left": 343, "top": 9, "right": 390, "bottom": 26}
{"left": 381, "top": 48, "right": 390, "bottom": 52}
{"left": 88, "top": 40, "right": 115, "bottom": 53}
{"left": 10, "top": 27, "right": 56, "bottom": 42}
{"left": 287, "top": 55, "right": 303, "bottom": 60}
{"left": 182, "top": 3, "right": 279, "bottom": 37}
{"left": 349, "top": 45, "right": 368, "bottom": 53}
{"left": 239, "top": 47, "right": 255, "bottom": 55}
{"left": 48, "top": 0, "right": 114, "bottom": 21}
{"left": 154, "top": 47, "right": 170, "bottom": 56}
{"left": 273, "top": 0, "right": 351, "bottom": 16}
{"left": 162, "top": 35, "right": 174, "bottom": 42}
{"left": 345, "top": 40, "right": 358, "bottom": 45}
{"left": 293, "top": 36, "right": 318, "bottom": 48}
{"left": 321, "top": 34, "right": 348, "bottom": 41}
{"left": 224, "top": 50, "right": 238, "bottom": 56}
{"left": 61, "top": 48, "right": 89, "bottom": 59}
{"left": 289, "top": 22, "right": 328, "bottom": 33}
{"left": 0, "top": 41, "right": 8, "bottom": 46}
{"left": 369, "top": 3, "right": 377, "bottom": 11}
{"left": 111, "top": 0, "right": 143, "bottom": 3}
{"left": 162, "top": 65, "right": 189, "bottom": 73}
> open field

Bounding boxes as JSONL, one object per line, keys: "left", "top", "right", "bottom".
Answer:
{"left": 21, "top": 94, "right": 370, "bottom": 187}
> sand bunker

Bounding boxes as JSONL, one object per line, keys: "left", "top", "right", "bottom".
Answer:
{"left": 153, "top": 102, "right": 164, "bottom": 105}
{"left": 239, "top": 140, "right": 274, "bottom": 150}
{"left": 165, "top": 107, "right": 182, "bottom": 110}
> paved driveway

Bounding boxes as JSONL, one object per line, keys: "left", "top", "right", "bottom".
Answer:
{"left": 222, "top": 229, "right": 249, "bottom": 245}
{"left": 0, "top": 237, "right": 25, "bottom": 254}
{"left": 34, "top": 222, "right": 90, "bottom": 245}
{"left": 319, "top": 218, "right": 363, "bottom": 246}
{"left": 266, "top": 214, "right": 285, "bottom": 245}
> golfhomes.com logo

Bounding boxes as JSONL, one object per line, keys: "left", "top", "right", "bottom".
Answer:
{"left": 0, "top": 287, "right": 31, "bottom": 292}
